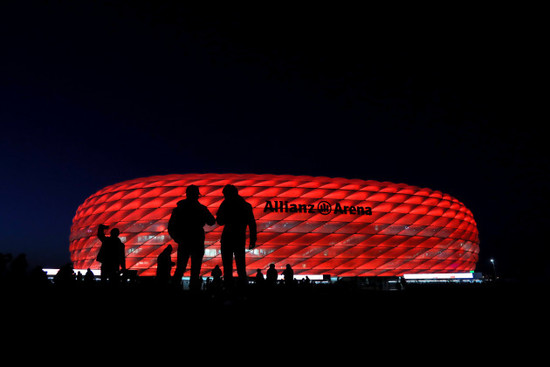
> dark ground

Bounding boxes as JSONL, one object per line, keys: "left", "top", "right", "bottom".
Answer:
{"left": 2, "top": 279, "right": 547, "bottom": 360}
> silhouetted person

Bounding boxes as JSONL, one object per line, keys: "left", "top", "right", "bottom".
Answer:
{"left": 168, "top": 185, "right": 215, "bottom": 290}
{"left": 255, "top": 269, "right": 265, "bottom": 286}
{"left": 266, "top": 263, "right": 278, "bottom": 286}
{"left": 211, "top": 264, "right": 222, "bottom": 290}
{"left": 156, "top": 244, "right": 175, "bottom": 285}
{"left": 97, "top": 224, "right": 126, "bottom": 284}
{"left": 54, "top": 262, "right": 76, "bottom": 287}
{"left": 282, "top": 264, "right": 294, "bottom": 286}
{"left": 216, "top": 184, "right": 257, "bottom": 286}
{"left": 211, "top": 264, "right": 222, "bottom": 282}
{"left": 84, "top": 268, "right": 95, "bottom": 285}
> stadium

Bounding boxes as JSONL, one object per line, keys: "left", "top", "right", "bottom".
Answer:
{"left": 69, "top": 173, "right": 479, "bottom": 278}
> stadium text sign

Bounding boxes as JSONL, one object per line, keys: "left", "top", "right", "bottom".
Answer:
{"left": 263, "top": 200, "right": 372, "bottom": 216}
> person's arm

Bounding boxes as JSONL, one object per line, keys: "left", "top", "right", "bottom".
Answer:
{"left": 247, "top": 204, "right": 257, "bottom": 249}
{"left": 167, "top": 208, "right": 181, "bottom": 243}
{"left": 216, "top": 202, "right": 226, "bottom": 226}
{"left": 119, "top": 240, "right": 126, "bottom": 271}
{"left": 204, "top": 206, "right": 216, "bottom": 226}
{"left": 96, "top": 225, "right": 107, "bottom": 263}
{"left": 97, "top": 224, "right": 107, "bottom": 241}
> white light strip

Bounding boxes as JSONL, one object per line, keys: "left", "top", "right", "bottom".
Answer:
{"left": 403, "top": 272, "right": 474, "bottom": 280}
{"left": 285, "top": 274, "right": 324, "bottom": 281}
{"left": 42, "top": 269, "right": 326, "bottom": 281}
{"left": 43, "top": 268, "right": 101, "bottom": 276}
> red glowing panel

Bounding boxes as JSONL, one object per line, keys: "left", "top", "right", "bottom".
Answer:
{"left": 69, "top": 174, "right": 480, "bottom": 276}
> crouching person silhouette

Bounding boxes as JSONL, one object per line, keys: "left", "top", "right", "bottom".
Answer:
{"left": 156, "top": 244, "right": 175, "bottom": 285}
{"left": 216, "top": 184, "right": 257, "bottom": 287}
{"left": 97, "top": 224, "right": 126, "bottom": 284}
{"left": 168, "top": 185, "right": 215, "bottom": 290}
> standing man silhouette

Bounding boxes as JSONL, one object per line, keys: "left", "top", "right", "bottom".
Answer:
{"left": 97, "top": 224, "right": 126, "bottom": 284}
{"left": 216, "top": 184, "right": 257, "bottom": 286}
{"left": 168, "top": 185, "right": 215, "bottom": 290}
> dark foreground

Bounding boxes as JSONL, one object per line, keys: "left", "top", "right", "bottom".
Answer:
{"left": 2, "top": 280, "right": 548, "bottom": 360}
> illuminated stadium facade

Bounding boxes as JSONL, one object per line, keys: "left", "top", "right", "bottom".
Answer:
{"left": 69, "top": 174, "right": 479, "bottom": 277}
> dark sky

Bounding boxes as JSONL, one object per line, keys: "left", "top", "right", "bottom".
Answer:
{"left": 1, "top": 1, "right": 546, "bottom": 276}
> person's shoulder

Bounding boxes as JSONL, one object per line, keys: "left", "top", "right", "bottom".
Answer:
{"left": 240, "top": 197, "right": 252, "bottom": 207}
{"left": 199, "top": 203, "right": 212, "bottom": 212}
{"left": 178, "top": 199, "right": 199, "bottom": 210}
{"left": 173, "top": 199, "right": 186, "bottom": 210}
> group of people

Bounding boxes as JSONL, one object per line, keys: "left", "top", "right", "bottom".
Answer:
{"left": 201, "top": 263, "right": 298, "bottom": 290}
{"left": 96, "top": 184, "right": 257, "bottom": 289}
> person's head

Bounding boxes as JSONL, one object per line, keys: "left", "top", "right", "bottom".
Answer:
{"left": 222, "top": 184, "right": 238, "bottom": 199}
{"left": 186, "top": 185, "right": 200, "bottom": 200}
{"left": 110, "top": 228, "right": 120, "bottom": 238}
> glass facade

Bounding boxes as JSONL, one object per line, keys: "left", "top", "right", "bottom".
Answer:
{"left": 70, "top": 173, "right": 479, "bottom": 276}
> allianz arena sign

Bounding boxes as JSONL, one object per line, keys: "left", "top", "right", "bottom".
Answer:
{"left": 263, "top": 199, "right": 372, "bottom": 216}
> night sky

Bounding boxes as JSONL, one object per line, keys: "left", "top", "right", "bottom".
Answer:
{"left": 1, "top": 1, "right": 546, "bottom": 277}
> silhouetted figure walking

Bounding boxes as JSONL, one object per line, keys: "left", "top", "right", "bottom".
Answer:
{"left": 97, "top": 224, "right": 126, "bottom": 284}
{"left": 156, "top": 244, "right": 175, "bottom": 285}
{"left": 168, "top": 185, "right": 215, "bottom": 290}
{"left": 216, "top": 184, "right": 257, "bottom": 286}
{"left": 266, "top": 263, "right": 278, "bottom": 286}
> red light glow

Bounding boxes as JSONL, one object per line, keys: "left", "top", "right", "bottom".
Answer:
{"left": 69, "top": 174, "right": 479, "bottom": 277}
